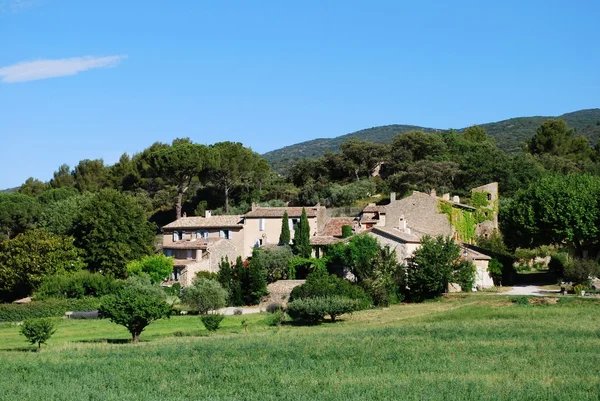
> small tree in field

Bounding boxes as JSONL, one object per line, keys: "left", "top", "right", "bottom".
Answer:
{"left": 99, "top": 285, "right": 172, "bottom": 343}
{"left": 20, "top": 318, "right": 56, "bottom": 350}
{"left": 182, "top": 278, "right": 228, "bottom": 314}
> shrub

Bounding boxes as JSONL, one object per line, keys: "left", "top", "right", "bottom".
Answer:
{"left": 289, "top": 270, "right": 371, "bottom": 309}
{"left": 563, "top": 259, "right": 599, "bottom": 286}
{"left": 512, "top": 296, "right": 530, "bottom": 306}
{"left": 265, "top": 310, "right": 286, "bottom": 326}
{"left": 233, "top": 308, "right": 243, "bottom": 315}
{"left": 487, "top": 258, "right": 503, "bottom": 285}
{"left": 573, "top": 284, "right": 590, "bottom": 295}
{"left": 181, "top": 279, "right": 228, "bottom": 314}
{"left": 36, "top": 271, "right": 117, "bottom": 300}
{"left": 548, "top": 252, "right": 569, "bottom": 277}
{"left": 163, "top": 283, "right": 181, "bottom": 297}
{"left": 194, "top": 271, "right": 219, "bottom": 282}
{"left": 252, "top": 245, "right": 294, "bottom": 282}
{"left": 126, "top": 254, "right": 173, "bottom": 284}
{"left": 266, "top": 303, "right": 283, "bottom": 313}
{"left": 99, "top": 284, "right": 172, "bottom": 343}
{"left": 286, "top": 296, "right": 361, "bottom": 323}
{"left": 452, "top": 260, "right": 476, "bottom": 292}
{"left": 0, "top": 298, "right": 101, "bottom": 322}
{"left": 200, "top": 314, "right": 224, "bottom": 331}
{"left": 20, "top": 318, "right": 56, "bottom": 349}
{"left": 341, "top": 225, "right": 353, "bottom": 238}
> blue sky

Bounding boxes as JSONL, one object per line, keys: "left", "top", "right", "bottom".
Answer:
{"left": 0, "top": 0, "right": 598, "bottom": 189}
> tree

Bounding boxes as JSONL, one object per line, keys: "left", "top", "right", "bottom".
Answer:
{"left": 463, "top": 126, "right": 489, "bottom": 143}
{"left": 293, "top": 208, "right": 312, "bottom": 258}
{"left": 527, "top": 119, "right": 592, "bottom": 161}
{"left": 72, "top": 189, "right": 156, "bottom": 277}
{"left": 0, "top": 192, "right": 41, "bottom": 240}
{"left": 204, "top": 142, "right": 268, "bottom": 213}
{"left": 18, "top": 177, "right": 48, "bottom": 197}
{"left": 99, "top": 284, "right": 172, "bottom": 343}
{"left": 502, "top": 174, "right": 600, "bottom": 253}
{"left": 0, "top": 230, "right": 85, "bottom": 302}
{"left": 106, "top": 153, "right": 140, "bottom": 191}
{"left": 279, "top": 211, "right": 291, "bottom": 245}
{"left": 50, "top": 164, "right": 75, "bottom": 189}
{"left": 126, "top": 254, "right": 174, "bottom": 284}
{"left": 363, "top": 245, "right": 404, "bottom": 306}
{"left": 20, "top": 318, "right": 56, "bottom": 350}
{"left": 339, "top": 139, "right": 386, "bottom": 180}
{"left": 148, "top": 140, "right": 215, "bottom": 219}
{"left": 182, "top": 278, "right": 228, "bottom": 314}
{"left": 246, "top": 248, "right": 269, "bottom": 305}
{"left": 73, "top": 159, "right": 107, "bottom": 192}
{"left": 345, "top": 233, "right": 380, "bottom": 282}
{"left": 406, "top": 235, "right": 474, "bottom": 301}
{"left": 39, "top": 193, "right": 92, "bottom": 236}
{"left": 252, "top": 245, "right": 294, "bottom": 282}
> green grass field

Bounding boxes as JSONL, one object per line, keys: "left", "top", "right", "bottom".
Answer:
{"left": 1, "top": 294, "right": 600, "bottom": 400}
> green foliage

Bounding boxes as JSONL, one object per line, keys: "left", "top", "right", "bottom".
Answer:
{"left": 573, "top": 284, "right": 590, "bottom": 295}
{"left": 476, "top": 230, "right": 509, "bottom": 255}
{"left": 289, "top": 270, "right": 371, "bottom": 309}
{"left": 279, "top": 211, "right": 291, "bottom": 245}
{"left": 439, "top": 202, "right": 477, "bottom": 242}
{"left": 39, "top": 193, "right": 92, "bottom": 236}
{"left": 217, "top": 256, "right": 246, "bottom": 307}
{"left": 252, "top": 245, "right": 294, "bottom": 283}
{"left": 265, "top": 310, "right": 286, "bottom": 327}
{"left": 36, "top": 271, "right": 116, "bottom": 300}
{"left": 502, "top": 174, "right": 600, "bottom": 252}
{"left": 126, "top": 254, "right": 174, "bottom": 284}
{"left": 292, "top": 208, "right": 312, "bottom": 258}
{"left": 406, "top": 236, "right": 473, "bottom": 301}
{"left": 286, "top": 296, "right": 361, "bottom": 323}
{"left": 548, "top": 252, "right": 569, "bottom": 277}
{"left": 463, "top": 125, "right": 489, "bottom": 143}
{"left": 361, "top": 245, "right": 405, "bottom": 306}
{"left": 20, "top": 318, "right": 56, "bottom": 349}
{"left": 452, "top": 260, "right": 476, "bottom": 292}
{"left": 246, "top": 249, "right": 269, "bottom": 305}
{"left": 0, "top": 230, "right": 85, "bottom": 302}
{"left": 181, "top": 278, "right": 228, "bottom": 314}
{"left": 528, "top": 119, "right": 592, "bottom": 159}
{"left": 344, "top": 233, "right": 379, "bottom": 282}
{"left": 0, "top": 298, "right": 101, "bottom": 322}
{"left": 200, "top": 314, "right": 225, "bottom": 331}
{"left": 512, "top": 296, "right": 530, "bottom": 306}
{"left": 194, "top": 271, "right": 219, "bottom": 281}
{"left": 487, "top": 259, "right": 504, "bottom": 285}
{"left": 563, "top": 259, "right": 599, "bottom": 286}
{"left": 341, "top": 225, "right": 353, "bottom": 238}
{"left": 0, "top": 192, "right": 41, "bottom": 240}
{"left": 99, "top": 283, "right": 172, "bottom": 342}
{"left": 72, "top": 189, "right": 156, "bottom": 277}
{"left": 288, "top": 256, "right": 327, "bottom": 279}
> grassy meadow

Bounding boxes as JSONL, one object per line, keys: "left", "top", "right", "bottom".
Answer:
{"left": 1, "top": 294, "right": 600, "bottom": 400}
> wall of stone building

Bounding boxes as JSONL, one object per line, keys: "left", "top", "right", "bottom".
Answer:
{"left": 472, "top": 182, "right": 499, "bottom": 237}
{"left": 473, "top": 260, "right": 494, "bottom": 289}
{"left": 163, "top": 227, "right": 244, "bottom": 258}
{"left": 208, "top": 240, "right": 239, "bottom": 273}
{"left": 179, "top": 260, "right": 210, "bottom": 287}
{"left": 367, "top": 231, "right": 420, "bottom": 265}
{"left": 243, "top": 216, "right": 319, "bottom": 258}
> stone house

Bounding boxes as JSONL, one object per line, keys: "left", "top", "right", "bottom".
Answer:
{"left": 365, "top": 183, "right": 499, "bottom": 289}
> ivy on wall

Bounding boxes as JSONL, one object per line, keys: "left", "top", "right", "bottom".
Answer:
{"left": 439, "top": 192, "right": 494, "bottom": 243}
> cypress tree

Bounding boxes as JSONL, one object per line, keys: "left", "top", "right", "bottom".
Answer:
{"left": 279, "top": 211, "right": 291, "bottom": 245}
{"left": 246, "top": 249, "right": 268, "bottom": 305}
{"left": 293, "top": 208, "right": 312, "bottom": 258}
{"left": 230, "top": 256, "right": 245, "bottom": 307}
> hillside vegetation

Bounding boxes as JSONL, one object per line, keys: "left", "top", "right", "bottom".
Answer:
{"left": 1, "top": 295, "right": 600, "bottom": 400}
{"left": 264, "top": 109, "right": 600, "bottom": 172}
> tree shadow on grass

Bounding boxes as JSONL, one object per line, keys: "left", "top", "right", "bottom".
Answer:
{"left": 1, "top": 347, "right": 38, "bottom": 352}
{"left": 73, "top": 338, "right": 132, "bottom": 344}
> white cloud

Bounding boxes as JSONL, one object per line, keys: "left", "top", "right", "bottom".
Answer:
{"left": 0, "top": 55, "right": 127, "bottom": 83}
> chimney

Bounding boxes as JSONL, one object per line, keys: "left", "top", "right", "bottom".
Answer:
{"left": 452, "top": 195, "right": 460, "bottom": 203}
{"left": 442, "top": 193, "right": 450, "bottom": 201}
{"left": 399, "top": 215, "right": 407, "bottom": 232}
{"left": 205, "top": 210, "right": 212, "bottom": 218}
{"left": 430, "top": 189, "right": 437, "bottom": 197}
{"left": 390, "top": 192, "right": 396, "bottom": 202}
{"left": 182, "top": 212, "right": 187, "bottom": 218}
{"left": 251, "top": 203, "right": 258, "bottom": 211}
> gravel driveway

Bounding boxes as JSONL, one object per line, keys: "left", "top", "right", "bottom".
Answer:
{"left": 503, "top": 285, "right": 560, "bottom": 296}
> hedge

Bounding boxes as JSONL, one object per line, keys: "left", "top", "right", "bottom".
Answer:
{"left": 0, "top": 298, "right": 102, "bottom": 322}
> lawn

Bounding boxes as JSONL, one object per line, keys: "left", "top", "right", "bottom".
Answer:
{"left": 1, "top": 294, "right": 600, "bottom": 400}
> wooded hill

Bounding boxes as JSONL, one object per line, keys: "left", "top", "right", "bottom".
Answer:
{"left": 264, "top": 109, "right": 600, "bottom": 172}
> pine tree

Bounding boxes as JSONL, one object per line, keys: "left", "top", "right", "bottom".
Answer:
{"left": 293, "top": 208, "right": 312, "bottom": 258}
{"left": 279, "top": 211, "right": 291, "bottom": 245}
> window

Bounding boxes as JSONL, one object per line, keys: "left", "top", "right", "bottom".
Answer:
{"left": 165, "top": 249, "right": 173, "bottom": 257}
{"left": 220, "top": 230, "right": 231, "bottom": 239}
{"left": 196, "top": 231, "right": 208, "bottom": 239}
{"left": 487, "top": 193, "right": 492, "bottom": 201}
{"left": 186, "top": 250, "right": 193, "bottom": 260}
{"left": 259, "top": 218, "right": 265, "bottom": 231}
{"left": 292, "top": 219, "right": 299, "bottom": 230}
{"left": 288, "top": 218, "right": 293, "bottom": 231}
{"left": 173, "top": 231, "right": 180, "bottom": 242}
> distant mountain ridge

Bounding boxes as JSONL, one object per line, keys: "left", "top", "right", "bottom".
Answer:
{"left": 264, "top": 109, "right": 600, "bottom": 172}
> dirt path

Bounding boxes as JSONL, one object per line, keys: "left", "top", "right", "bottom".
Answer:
{"left": 503, "top": 285, "right": 560, "bottom": 296}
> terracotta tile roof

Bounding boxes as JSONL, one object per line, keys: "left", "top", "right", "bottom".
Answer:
{"left": 371, "top": 226, "right": 421, "bottom": 243}
{"left": 310, "top": 236, "right": 349, "bottom": 246}
{"left": 245, "top": 207, "right": 320, "bottom": 218}
{"left": 320, "top": 217, "right": 356, "bottom": 237}
{"left": 164, "top": 238, "right": 223, "bottom": 250}
{"left": 163, "top": 215, "right": 244, "bottom": 229}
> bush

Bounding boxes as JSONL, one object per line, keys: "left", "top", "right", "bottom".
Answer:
{"left": 265, "top": 310, "right": 286, "bottom": 326}
{"left": 289, "top": 270, "right": 371, "bottom": 309}
{"left": 99, "top": 284, "right": 172, "bottom": 343}
{"left": 548, "top": 252, "right": 569, "bottom": 277}
{"left": 36, "top": 271, "right": 117, "bottom": 300}
{"left": 20, "top": 318, "right": 56, "bottom": 349}
{"left": 511, "top": 296, "right": 530, "bottom": 306}
{"left": 563, "top": 259, "right": 599, "bottom": 286}
{"left": 573, "top": 284, "right": 590, "bottom": 295}
{"left": 194, "top": 271, "right": 219, "bottom": 282}
{"left": 163, "top": 283, "right": 181, "bottom": 297}
{"left": 126, "top": 254, "right": 173, "bottom": 284}
{"left": 286, "top": 296, "right": 361, "bottom": 323}
{"left": 266, "top": 303, "right": 283, "bottom": 313}
{"left": 233, "top": 308, "right": 243, "bottom": 315}
{"left": 0, "top": 298, "right": 101, "bottom": 322}
{"left": 341, "top": 225, "right": 353, "bottom": 238}
{"left": 200, "top": 314, "right": 224, "bottom": 331}
{"left": 452, "top": 261, "right": 476, "bottom": 292}
{"left": 182, "top": 279, "right": 228, "bottom": 314}
{"left": 487, "top": 259, "right": 503, "bottom": 285}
